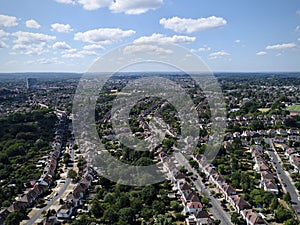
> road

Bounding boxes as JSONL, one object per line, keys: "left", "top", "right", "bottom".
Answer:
{"left": 265, "top": 138, "right": 300, "bottom": 220}
{"left": 24, "top": 178, "right": 71, "bottom": 225}
{"left": 174, "top": 152, "right": 232, "bottom": 225}
{"left": 25, "top": 145, "right": 75, "bottom": 225}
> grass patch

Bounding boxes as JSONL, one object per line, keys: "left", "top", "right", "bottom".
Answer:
{"left": 286, "top": 104, "right": 300, "bottom": 111}
{"left": 259, "top": 108, "right": 270, "bottom": 112}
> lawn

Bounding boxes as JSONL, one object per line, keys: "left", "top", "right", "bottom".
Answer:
{"left": 258, "top": 108, "right": 270, "bottom": 112}
{"left": 286, "top": 104, "right": 300, "bottom": 111}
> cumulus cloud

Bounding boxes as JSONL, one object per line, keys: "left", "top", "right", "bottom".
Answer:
{"left": 160, "top": 16, "right": 227, "bottom": 34}
{"left": 256, "top": 51, "right": 267, "bottom": 56}
{"left": 51, "top": 23, "right": 73, "bottom": 33}
{"left": 54, "top": 0, "right": 163, "bottom": 13}
{"left": 297, "top": 10, "right": 300, "bottom": 16}
{"left": 61, "top": 48, "right": 97, "bottom": 58}
{"left": 74, "top": 28, "right": 135, "bottom": 44}
{"left": 0, "top": 14, "right": 18, "bottom": 27}
{"left": 78, "top": 0, "right": 111, "bottom": 10}
{"left": 0, "top": 40, "right": 8, "bottom": 48}
{"left": 12, "top": 42, "right": 49, "bottom": 55}
{"left": 266, "top": 43, "right": 296, "bottom": 50}
{"left": 0, "top": 29, "right": 8, "bottom": 37}
{"left": 37, "top": 57, "right": 64, "bottom": 64}
{"left": 12, "top": 31, "right": 56, "bottom": 55}
{"left": 54, "top": 0, "right": 76, "bottom": 4}
{"left": 26, "top": 19, "right": 41, "bottom": 29}
{"left": 133, "top": 33, "right": 196, "bottom": 44}
{"left": 123, "top": 44, "right": 173, "bottom": 55}
{"left": 53, "top": 41, "right": 71, "bottom": 49}
{"left": 197, "top": 46, "right": 211, "bottom": 52}
{"left": 110, "top": 0, "right": 163, "bottom": 14}
{"left": 209, "top": 51, "right": 230, "bottom": 59}
{"left": 235, "top": 39, "right": 240, "bottom": 43}
{"left": 83, "top": 44, "right": 104, "bottom": 50}
{"left": 13, "top": 31, "right": 56, "bottom": 44}
{"left": 295, "top": 26, "right": 300, "bottom": 32}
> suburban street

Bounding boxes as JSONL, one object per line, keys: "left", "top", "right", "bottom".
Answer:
{"left": 265, "top": 138, "right": 300, "bottom": 220}
{"left": 24, "top": 141, "right": 75, "bottom": 225}
{"left": 24, "top": 178, "right": 71, "bottom": 225}
{"left": 174, "top": 152, "right": 232, "bottom": 225}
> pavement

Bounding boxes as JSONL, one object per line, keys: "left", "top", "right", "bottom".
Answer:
{"left": 265, "top": 138, "right": 300, "bottom": 220}
{"left": 23, "top": 144, "right": 76, "bottom": 225}
{"left": 174, "top": 152, "right": 232, "bottom": 225}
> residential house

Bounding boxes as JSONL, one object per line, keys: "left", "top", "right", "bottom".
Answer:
{"left": 241, "top": 209, "right": 268, "bottom": 225}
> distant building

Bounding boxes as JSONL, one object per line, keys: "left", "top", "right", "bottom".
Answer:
{"left": 26, "top": 78, "right": 38, "bottom": 89}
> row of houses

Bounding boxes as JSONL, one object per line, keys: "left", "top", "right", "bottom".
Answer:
{"left": 0, "top": 113, "right": 67, "bottom": 224}
{"left": 225, "top": 128, "right": 299, "bottom": 141}
{"left": 56, "top": 166, "right": 94, "bottom": 220}
{"left": 283, "top": 145, "right": 300, "bottom": 173}
{"left": 196, "top": 155, "right": 268, "bottom": 225}
{"left": 161, "top": 154, "right": 213, "bottom": 225}
{"left": 251, "top": 145, "right": 279, "bottom": 195}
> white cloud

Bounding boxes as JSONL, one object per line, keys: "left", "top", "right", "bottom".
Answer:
{"left": 266, "top": 43, "right": 296, "bottom": 50}
{"left": 83, "top": 44, "right": 104, "bottom": 50}
{"left": 276, "top": 53, "right": 282, "bottom": 57}
{"left": 160, "top": 16, "right": 227, "bottom": 34}
{"left": 298, "top": 38, "right": 300, "bottom": 41}
{"left": 13, "top": 31, "right": 56, "bottom": 44}
{"left": 12, "top": 31, "right": 55, "bottom": 55}
{"left": 55, "top": 0, "right": 76, "bottom": 4}
{"left": 74, "top": 28, "right": 135, "bottom": 44}
{"left": 54, "top": 0, "right": 163, "bottom": 14}
{"left": 297, "top": 10, "right": 300, "bottom": 16}
{"left": 0, "top": 29, "right": 8, "bottom": 37}
{"left": 110, "top": 0, "right": 163, "bottom": 15}
{"left": 12, "top": 43, "right": 49, "bottom": 55}
{"left": 37, "top": 57, "right": 64, "bottom": 64}
{"left": 256, "top": 51, "right": 267, "bottom": 56}
{"left": 0, "top": 14, "right": 18, "bottom": 27}
{"left": 51, "top": 23, "right": 73, "bottom": 33}
{"left": 78, "top": 49, "right": 97, "bottom": 55}
{"left": 0, "top": 40, "right": 8, "bottom": 48}
{"left": 209, "top": 51, "right": 230, "bottom": 59}
{"left": 26, "top": 19, "right": 41, "bottom": 29}
{"left": 78, "top": 0, "right": 111, "bottom": 10}
{"left": 53, "top": 41, "right": 71, "bottom": 49}
{"left": 123, "top": 44, "right": 173, "bottom": 55}
{"left": 197, "top": 46, "right": 211, "bottom": 52}
{"left": 133, "top": 33, "right": 196, "bottom": 44}
{"left": 60, "top": 47, "right": 97, "bottom": 58}
{"left": 235, "top": 39, "right": 240, "bottom": 43}
{"left": 296, "top": 26, "right": 300, "bottom": 32}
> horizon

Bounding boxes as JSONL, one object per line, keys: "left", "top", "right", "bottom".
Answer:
{"left": 0, "top": 0, "right": 300, "bottom": 72}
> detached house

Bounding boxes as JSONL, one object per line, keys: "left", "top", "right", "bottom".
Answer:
{"left": 186, "top": 210, "right": 213, "bottom": 225}
{"left": 241, "top": 209, "right": 268, "bottom": 225}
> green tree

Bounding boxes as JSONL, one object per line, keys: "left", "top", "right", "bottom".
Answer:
{"left": 5, "top": 210, "right": 24, "bottom": 225}
{"left": 275, "top": 206, "right": 293, "bottom": 223}
{"left": 91, "top": 200, "right": 103, "bottom": 218}
{"left": 284, "top": 219, "right": 300, "bottom": 225}
{"left": 118, "top": 207, "right": 135, "bottom": 225}
{"left": 283, "top": 193, "right": 292, "bottom": 203}
{"left": 231, "top": 212, "right": 240, "bottom": 225}
{"left": 67, "top": 169, "right": 77, "bottom": 179}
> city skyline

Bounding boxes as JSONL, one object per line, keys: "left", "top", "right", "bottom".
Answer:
{"left": 0, "top": 0, "right": 300, "bottom": 72}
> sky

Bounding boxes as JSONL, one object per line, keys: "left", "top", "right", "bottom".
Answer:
{"left": 0, "top": 0, "right": 300, "bottom": 73}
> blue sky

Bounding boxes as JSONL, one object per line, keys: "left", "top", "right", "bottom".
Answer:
{"left": 0, "top": 0, "right": 299, "bottom": 72}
